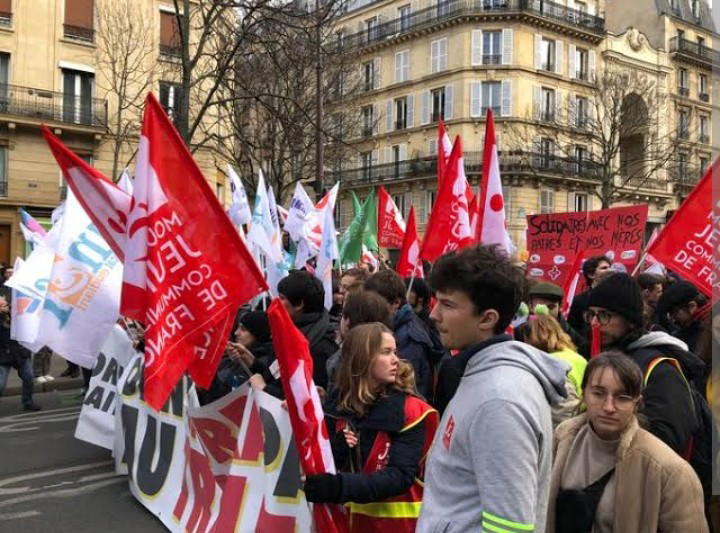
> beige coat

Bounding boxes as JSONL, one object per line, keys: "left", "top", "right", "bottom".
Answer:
{"left": 546, "top": 414, "right": 708, "bottom": 533}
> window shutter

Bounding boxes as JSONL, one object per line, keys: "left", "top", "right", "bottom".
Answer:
{"left": 440, "top": 38, "right": 448, "bottom": 71}
{"left": 373, "top": 57, "right": 381, "bottom": 89}
{"left": 501, "top": 79, "right": 512, "bottom": 117}
{"left": 386, "top": 99, "right": 394, "bottom": 132}
{"left": 373, "top": 103, "right": 379, "bottom": 134}
{"left": 533, "top": 85, "right": 542, "bottom": 119}
{"left": 407, "top": 94, "right": 415, "bottom": 127}
{"left": 555, "top": 40, "right": 564, "bottom": 75}
{"left": 502, "top": 28, "right": 513, "bottom": 65}
{"left": 430, "top": 40, "right": 438, "bottom": 73}
{"left": 384, "top": 146, "right": 393, "bottom": 164}
{"left": 589, "top": 50, "right": 596, "bottom": 81}
{"left": 399, "top": 144, "right": 408, "bottom": 161}
{"left": 470, "top": 81, "right": 481, "bottom": 117}
{"left": 421, "top": 90, "right": 431, "bottom": 125}
{"left": 403, "top": 51, "right": 410, "bottom": 81}
{"left": 568, "top": 44, "right": 576, "bottom": 79}
{"left": 444, "top": 84, "right": 454, "bottom": 120}
{"left": 395, "top": 52, "right": 402, "bottom": 83}
{"left": 472, "top": 30, "right": 483, "bottom": 65}
{"left": 65, "top": 0, "right": 95, "bottom": 28}
{"left": 534, "top": 34, "right": 543, "bottom": 69}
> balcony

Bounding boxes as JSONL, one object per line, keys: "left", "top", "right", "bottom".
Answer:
{"left": 340, "top": 0, "right": 604, "bottom": 52}
{"left": 159, "top": 45, "right": 182, "bottom": 58}
{"left": 482, "top": 54, "right": 501, "bottom": 65}
{"left": 538, "top": 110, "right": 556, "bottom": 123}
{"left": 677, "top": 127, "right": 689, "bottom": 140}
{"left": 670, "top": 165, "right": 700, "bottom": 193}
{"left": 699, "top": 92, "right": 709, "bottom": 102}
{"left": 699, "top": 134, "right": 709, "bottom": 144}
{"left": 327, "top": 149, "right": 601, "bottom": 187}
{"left": 63, "top": 24, "right": 95, "bottom": 43}
{"left": 361, "top": 126, "right": 374, "bottom": 138}
{"left": 677, "top": 86, "right": 689, "bottom": 97}
{"left": 0, "top": 84, "right": 107, "bottom": 128}
{"left": 0, "top": 11, "right": 11, "bottom": 26}
{"left": 669, "top": 36, "right": 720, "bottom": 69}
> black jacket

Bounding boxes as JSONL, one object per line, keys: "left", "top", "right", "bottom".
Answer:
{"left": 673, "top": 320, "right": 703, "bottom": 355}
{"left": 567, "top": 289, "right": 591, "bottom": 355}
{"left": 393, "top": 304, "right": 437, "bottom": 400}
{"left": 0, "top": 308, "right": 30, "bottom": 369}
{"left": 624, "top": 332, "right": 704, "bottom": 455}
{"left": 294, "top": 311, "right": 339, "bottom": 390}
{"left": 325, "top": 389, "right": 425, "bottom": 503}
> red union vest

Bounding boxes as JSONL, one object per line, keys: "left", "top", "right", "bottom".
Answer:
{"left": 343, "top": 395, "right": 439, "bottom": 533}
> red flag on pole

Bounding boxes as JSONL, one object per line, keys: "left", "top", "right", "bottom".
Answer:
{"left": 121, "top": 93, "right": 267, "bottom": 409}
{"left": 562, "top": 250, "right": 585, "bottom": 317}
{"left": 421, "top": 136, "right": 474, "bottom": 262}
{"left": 267, "top": 298, "right": 348, "bottom": 533}
{"left": 396, "top": 206, "right": 424, "bottom": 279}
{"left": 647, "top": 159, "right": 718, "bottom": 298}
{"left": 377, "top": 186, "right": 406, "bottom": 249}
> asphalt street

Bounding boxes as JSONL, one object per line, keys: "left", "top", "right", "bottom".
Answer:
{"left": 0, "top": 390, "right": 166, "bottom": 533}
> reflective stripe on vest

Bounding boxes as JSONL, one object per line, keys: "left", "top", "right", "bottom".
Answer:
{"left": 348, "top": 500, "right": 423, "bottom": 518}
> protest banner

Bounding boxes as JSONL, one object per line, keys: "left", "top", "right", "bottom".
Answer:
{"left": 647, "top": 160, "right": 718, "bottom": 297}
{"left": 114, "top": 355, "right": 311, "bottom": 533}
{"left": 526, "top": 204, "right": 648, "bottom": 285}
{"left": 75, "top": 325, "right": 138, "bottom": 450}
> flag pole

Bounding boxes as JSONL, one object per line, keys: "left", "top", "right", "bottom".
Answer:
{"left": 630, "top": 249, "right": 649, "bottom": 277}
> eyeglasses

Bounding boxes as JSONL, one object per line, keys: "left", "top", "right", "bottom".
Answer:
{"left": 586, "top": 388, "right": 637, "bottom": 410}
{"left": 583, "top": 309, "right": 616, "bottom": 326}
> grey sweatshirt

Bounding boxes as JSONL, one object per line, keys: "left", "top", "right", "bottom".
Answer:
{"left": 417, "top": 340, "right": 568, "bottom": 533}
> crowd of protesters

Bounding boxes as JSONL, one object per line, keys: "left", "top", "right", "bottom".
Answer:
{"left": 0, "top": 245, "right": 716, "bottom": 532}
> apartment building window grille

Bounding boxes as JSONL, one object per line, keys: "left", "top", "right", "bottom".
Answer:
{"left": 541, "top": 87, "right": 555, "bottom": 122}
{"left": 62, "top": 69, "right": 94, "bottom": 125}
{"left": 64, "top": 0, "right": 95, "bottom": 42}
{"left": 431, "top": 87, "right": 446, "bottom": 122}
{"left": 574, "top": 192, "right": 589, "bottom": 212}
{"left": 575, "top": 48, "right": 589, "bottom": 80}
{"left": 159, "top": 82, "right": 183, "bottom": 121}
{"left": 395, "top": 97, "right": 408, "bottom": 130}
{"left": 160, "top": 10, "right": 182, "bottom": 57}
{"left": 482, "top": 81, "right": 501, "bottom": 115}
{"left": 540, "top": 190, "right": 555, "bottom": 214}
{"left": 483, "top": 31, "right": 501, "bottom": 65}
{"left": 362, "top": 105, "right": 374, "bottom": 137}
{"left": 540, "top": 38, "right": 555, "bottom": 72}
{"left": 398, "top": 4, "right": 411, "bottom": 31}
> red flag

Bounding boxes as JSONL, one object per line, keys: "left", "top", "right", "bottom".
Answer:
{"left": 590, "top": 322, "right": 602, "bottom": 359}
{"left": 122, "top": 94, "right": 267, "bottom": 409}
{"left": 562, "top": 250, "right": 585, "bottom": 317}
{"left": 421, "top": 136, "right": 474, "bottom": 261}
{"left": 477, "top": 110, "right": 513, "bottom": 253}
{"left": 647, "top": 159, "right": 718, "bottom": 298}
{"left": 396, "top": 206, "right": 424, "bottom": 279}
{"left": 267, "top": 298, "right": 348, "bottom": 533}
{"left": 377, "top": 186, "right": 406, "bottom": 249}
{"left": 42, "top": 127, "right": 131, "bottom": 261}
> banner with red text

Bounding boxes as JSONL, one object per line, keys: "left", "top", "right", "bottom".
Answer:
{"left": 526, "top": 205, "right": 648, "bottom": 285}
{"left": 647, "top": 161, "right": 718, "bottom": 297}
{"left": 114, "top": 355, "right": 312, "bottom": 532}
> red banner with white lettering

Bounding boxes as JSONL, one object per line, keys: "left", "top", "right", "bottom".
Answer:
{"left": 647, "top": 160, "right": 719, "bottom": 297}
{"left": 377, "top": 186, "right": 406, "bottom": 249}
{"left": 121, "top": 94, "right": 267, "bottom": 409}
{"left": 526, "top": 205, "right": 648, "bottom": 285}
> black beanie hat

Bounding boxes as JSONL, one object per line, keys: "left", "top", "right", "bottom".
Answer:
{"left": 657, "top": 281, "right": 699, "bottom": 312}
{"left": 588, "top": 273, "right": 643, "bottom": 326}
{"left": 239, "top": 311, "right": 271, "bottom": 344}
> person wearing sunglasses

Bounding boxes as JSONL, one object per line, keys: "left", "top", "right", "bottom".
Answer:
{"left": 546, "top": 351, "right": 707, "bottom": 533}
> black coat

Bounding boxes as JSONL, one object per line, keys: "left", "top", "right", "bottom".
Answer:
{"left": 393, "top": 304, "right": 437, "bottom": 400}
{"left": 295, "top": 311, "right": 338, "bottom": 390}
{"left": 567, "top": 290, "right": 591, "bottom": 355}
{"left": 325, "top": 389, "right": 425, "bottom": 503}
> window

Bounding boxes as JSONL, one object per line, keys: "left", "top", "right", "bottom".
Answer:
{"left": 430, "top": 38, "right": 448, "bottom": 73}
{"left": 483, "top": 31, "right": 501, "bottom": 65}
{"left": 575, "top": 1, "right": 587, "bottom": 12}
{"left": 678, "top": 152, "right": 688, "bottom": 179}
{"left": 699, "top": 115, "right": 708, "bottom": 142}
{"left": 64, "top": 0, "right": 95, "bottom": 42}
{"left": 575, "top": 95, "right": 588, "bottom": 128}
{"left": 360, "top": 151, "right": 373, "bottom": 180}
{"left": 335, "top": 30, "right": 344, "bottom": 48}
{"left": 698, "top": 36, "right": 706, "bottom": 48}
{"left": 62, "top": 69, "right": 94, "bottom": 125}
{"left": 671, "top": 0, "right": 680, "bottom": 13}
{"left": 677, "top": 109, "right": 689, "bottom": 139}
{"left": 540, "top": 189, "right": 555, "bottom": 214}
{"left": 575, "top": 47, "right": 589, "bottom": 80}
{"left": 574, "top": 192, "right": 589, "bottom": 212}
{"left": 0, "top": 145, "right": 6, "bottom": 197}
{"left": 431, "top": 87, "right": 445, "bottom": 122}
{"left": 541, "top": 38, "right": 555, "bottom": 72}
{"left": 481, "top": 81, "right": 501, "bottom": 115}
{"left": 437, "top": 0, "right": 449, "bottom": 16}
{"left": 395, "top": 50, "right": 409, "bottom": 83}
{"left": 398, "top": 4, "right": 411, "bottom": 31}
{"left": 0, "top": 53, "right": 8, "bottom": 111}
{"left": 677, "top": 28, "right": 685, "bottom": 40}
{"left": 362, "top": 105, "right": 374, "bottom": 137}
{"left": 392, "top": 193, "right": 406, "bottom": 216}
{"left": 541, "top": 87, "right": 555, "bottom": 122}
{"left": 160, "top": 10, "right": 182, "bottom": 57}
{"left": 539, "top": 137, "right": 554, "bottom": 168}
{"left": 699, "top": 73, "right": 708, "bottom": 97}
{"left": 574, "top": 145, "right": 587, "bottom": 173}
{"left": 395, "top": 97, "right": 408, "bottom": 129}
{"left": 678, "top": 68, "right": 688, "bottom": 95}
{"left": 482, "top": 0, "right": 507, "bottom": 9}
{"left": 366, "top": 17, "right": 378, "bottom": 41}
{"left": 159, "top": 82, "right": 183, "bottom": 121}
{"left": 692, "top": 0, "right": 700, "bottom": 18}
{"left": 363, "top": 61, "right": 375, "bottom": 91}
{"left": 0, "top": 0, "right": 11, "bottom": 26}
{"left": 421, "top": 190, "right": 437, "bottom": 223}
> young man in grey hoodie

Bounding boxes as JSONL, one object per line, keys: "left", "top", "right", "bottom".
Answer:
{"left": 417, "top": 246, "right": 568, "bottom": 533}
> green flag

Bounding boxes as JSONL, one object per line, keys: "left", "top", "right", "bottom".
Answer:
{"left": 339, "top": 188, "right": 377, "bottom": 265}
{"left": 351, "top": 191, "right": 361, "bottom": 216}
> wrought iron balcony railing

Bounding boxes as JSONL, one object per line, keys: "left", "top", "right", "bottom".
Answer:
{"left": 699, "top": 92, "right": 710, "bottom": 102}
{"left": 678, "top": 86, "right": 690, "bottom": 97}
{"left": 482, "top": 54, "right": 501, "bottom": 65}
{"left": 0, "top": 11, "right": 11, "bottom": 26}
{"left": 340, "top": 0, "right": 604, "bottom": 51}
{"left": 159, "top": 44, "right": 182, "bottom": 58}
{"left": 327, "top": 150, "right": 602, "bottom": 187}
{"left": 0, "top": 84, "right": 107, "bottom": 127}
{"left": 63, "top": 24, "right": 95, "bottom": 43}
{"left": 669, "top": 36, "right": 720, "bottom": 68}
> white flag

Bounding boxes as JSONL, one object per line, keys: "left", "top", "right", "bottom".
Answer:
{"left": 315, "top": 204, "right": 338, "bottom": 310}
{"left": 285, "top": 182, "right": 314, "bottom": 242}
{"left": 117, "top": 168, "right": 134, "bottom": 195}
{"left": 227, "top": 165, "right": 252, "bottom": 226}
